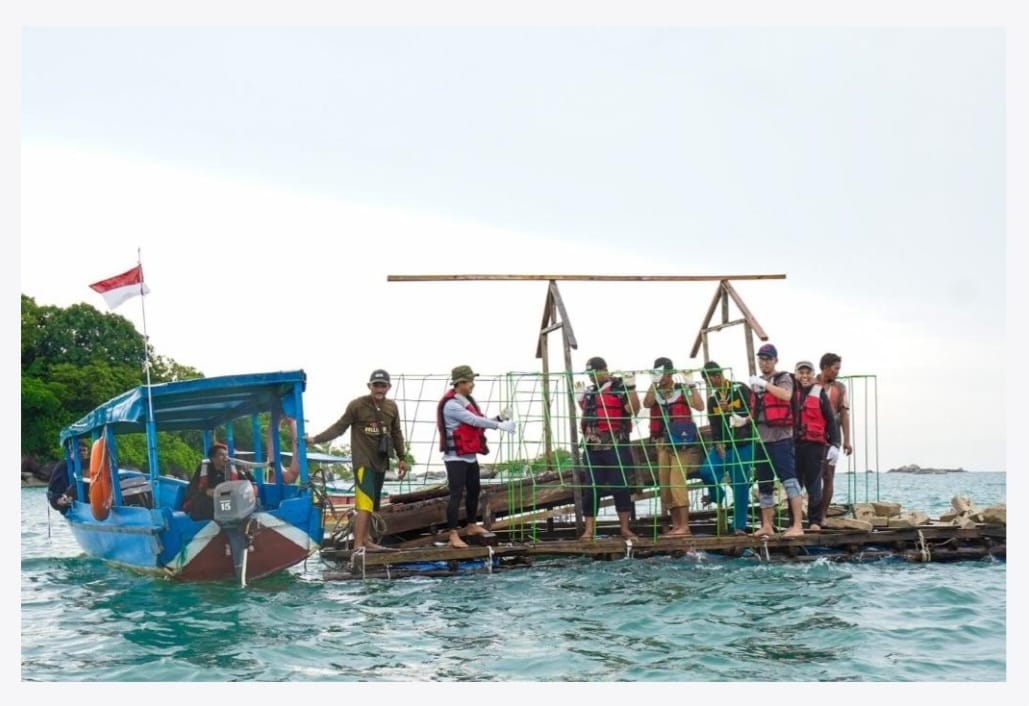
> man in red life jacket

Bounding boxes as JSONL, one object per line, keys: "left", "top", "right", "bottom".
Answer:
{"left": 183, "top": 442, "right": 256, "bottom": 521}
{"left": 816, "top": 352, "right": 852, "bottom": 520}
{"left": 437, "top": 365, "right": 516, "bottom": 549}
{"left": 642, "top": 356, "right": 704, "bottom": 537}
{"left": 578, "top": 356, "right": 642, "bottom": 541}
{"left": 744, "top": 343, "right": 805, "bottom": 538}
{"left": 304, "top": 369, "right": 408, "bottom": 551}
{"left": 793, "top": 360, "right": 841, "bottom": 531}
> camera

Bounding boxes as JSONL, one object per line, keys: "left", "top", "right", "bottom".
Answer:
{"left": 378, "top": 433, "right": 393, "bottom": 457}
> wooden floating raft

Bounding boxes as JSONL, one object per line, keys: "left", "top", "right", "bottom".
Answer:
{"left": 321, "top": 469, "right": 584, "bottom": 539}
{"left": 320, "top": 524, "right": 1006, "bottom": 580}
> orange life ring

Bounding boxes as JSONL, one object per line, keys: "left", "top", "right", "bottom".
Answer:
{"left": 88, "top": 437, "right": 113, "bottom": 521}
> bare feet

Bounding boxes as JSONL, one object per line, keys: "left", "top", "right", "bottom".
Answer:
{"left": 808, "top": 524, "right": 821, "bottom": 532}
{"left": 755, "top": 525, "right": 775, "bottom": 539}
{"left": 358, "top": 542, "right": 393, "bottom": 552}
{"left": 620, "top": 530, "right": 640, "bottom": 540}
{"left": 578, "top": 533, "right": 594, "bottom": 542}
{"left": 662, "top": 528, "right": 691, "bottom": 537}
{"left": 448, "top": 531, "right": 468, "bottom": 548}
{"left": 782, "top": 526, "right": 804, "bottom": 537}
{"left": 465, "top": 525, "right": 488, "bottom": 536}
{"left": 733, "top": 529, "right": 748, "bottom": 536}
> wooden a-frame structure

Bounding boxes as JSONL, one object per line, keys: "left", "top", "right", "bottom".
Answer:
{"left": 387, "top": 273, "right": 784, "bottom": 530}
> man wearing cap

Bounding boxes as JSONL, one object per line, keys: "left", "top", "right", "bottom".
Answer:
{"left": 697, "top": 360, "right": 756, "bottom": 535}
{"left": 437, "top": 365, "right": 516, "bottom": 549}
{"left": 642, "top": 356, "right": 704, "bottom": 537}
{"left": 578, "top": 356, "right": 642, "bottom": 541}
{"left": 794, "top": 360, "right": 841, "bottom": 531}
{"left": 745, "top": 343, "right": 805, "bottom": 537}
{"left": 304, "top": 369, "right": 408, "bottom": 551}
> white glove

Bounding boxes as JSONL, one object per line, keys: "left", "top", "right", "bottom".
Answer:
{"left": 497, "top": 419, "right": 516, "bottom": 434}
{"left": 683, "top": 372, "right": 700, "bottom": 390}
{"left": 574, "top": 380, "right": 586, "bottom": 403}
{"left": 749, "top": 375, "right": 767, "bottom": 390}
{"left": 729, "top": 413, "right": 748, "bottom": 429}
{"left": 499, "top": 406, "right": 512, "bottom": 421}
{"left": 622, "top": 372, "right": 636, "bottom": 388}
{"left": 826, "top": 445, "right": 841, "bottom": 465}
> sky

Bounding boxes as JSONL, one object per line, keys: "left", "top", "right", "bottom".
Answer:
{"left": 6, "top": 0, "right": 1025, "bottom": 698}
{"left": 13, "top": 9, "right": 1016, "bottom": 477}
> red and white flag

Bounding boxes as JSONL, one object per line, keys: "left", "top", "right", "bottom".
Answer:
{"left": 88, "top": 265, "right": 151, "bottom": 310}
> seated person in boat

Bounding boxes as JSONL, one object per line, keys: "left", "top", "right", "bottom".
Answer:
{"left": 183, "top": 442, "right": 256, "bottom": 521}
{"left": 48, "top": 440, "right": 90, "bottom": 514}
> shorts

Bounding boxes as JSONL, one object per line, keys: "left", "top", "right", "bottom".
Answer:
{"left": 354, "top": 465, "right": 386, "bottom": 512}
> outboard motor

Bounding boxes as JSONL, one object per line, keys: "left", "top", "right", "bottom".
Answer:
{"left": 213, "top": 480, "right": 258, "bottom": 582}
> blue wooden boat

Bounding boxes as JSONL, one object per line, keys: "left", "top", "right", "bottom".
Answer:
{"left": 51, "top": 370, "right": 324, "bottom": 584}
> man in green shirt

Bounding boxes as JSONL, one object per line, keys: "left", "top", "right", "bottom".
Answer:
{"left": 305, "top": 369, "right": 408, "bottom": 551}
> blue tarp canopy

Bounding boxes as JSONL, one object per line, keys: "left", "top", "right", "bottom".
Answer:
{"left": 59, "top": 370, "right": 306, "bottom": 443}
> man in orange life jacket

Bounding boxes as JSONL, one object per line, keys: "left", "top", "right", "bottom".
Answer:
{"left": 304, "top": 369, "right": 408, "bottom": 551}
{"left": 578, "top": 356, "right": 642, "bottom": 541}
{"left": 744, "top": 343, "right": 805, "bottom": 538}
{"left": 816, "top": 352, "right": 852, "bottom": 520}
{"left": 642, "top": 356, "right": 704, "bottom": 537}
{"left": 437, "top": 365, "right": 516, "bottom": 549}
{"left": 793, "top": 360, "right": 841, "bottom": 531}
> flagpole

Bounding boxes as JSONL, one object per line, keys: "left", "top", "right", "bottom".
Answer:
{"left": 137, "top": 247, "right": 154, "bottom": 389}
{"left": 137, "top": 247, "right": 159, "bottom": 481}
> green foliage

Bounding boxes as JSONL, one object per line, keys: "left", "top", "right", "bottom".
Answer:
{"left": 20, "top": 375, "right": 63, "bottom": 457}
{"left": 148, "top": 354, "right": 203, "bottom": 384}
{"left": 112, "top": 433, "right": 203, "bottom": 477}
{"left": 494, "top": 447, "right": 574, "bottom": 479}
{"left": 22, "top": 296, "right": 147, "bottom": 375}
{"left": 20, "top": 294, "right": 209, "bottom": 470}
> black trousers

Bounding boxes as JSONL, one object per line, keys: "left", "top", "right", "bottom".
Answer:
{"left": 445, "top": 459, "right": 482, "bottom": 530}
{"left": 796, "top": 441, "right": 826, "bottom": 526}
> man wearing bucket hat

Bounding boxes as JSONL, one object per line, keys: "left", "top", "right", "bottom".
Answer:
{"left": 578, "top": 356, "right": 642, "bottom": 541}
{"left": 697, "top": 360, "right": 756, "bottom": 535}
{"left": 436, "top": 365, "right": 516, "bottom": 549}
{"left": 304, "top": 369, "right": 408, "bottom": 551}
{"left": 744, "top": 343, "right": 805, "bottom": 538}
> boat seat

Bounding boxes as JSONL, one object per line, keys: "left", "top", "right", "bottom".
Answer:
{"left": 156, "top": 476, "right": 189, "bottom": 511}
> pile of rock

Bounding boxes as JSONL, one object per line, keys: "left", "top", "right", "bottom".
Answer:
{"left": 939, "top": 496, "right": 1006, "bottom": 528}
{"left": 821, "top": 496, "right": 1006, "bottom": 530}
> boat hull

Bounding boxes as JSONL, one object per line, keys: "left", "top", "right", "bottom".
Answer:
{"left": 66, "top": 501, "right": 322, "bottom": 582}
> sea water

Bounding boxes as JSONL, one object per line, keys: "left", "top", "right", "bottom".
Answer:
{"left": 19, "top": 473, "right": 1008, "bottom": 686}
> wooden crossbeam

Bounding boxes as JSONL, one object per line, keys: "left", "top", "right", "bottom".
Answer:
{"left": 388, "top": 274, "right": 786, "bottom": 282}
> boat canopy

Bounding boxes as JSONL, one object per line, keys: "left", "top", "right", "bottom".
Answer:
{"left": 59, "top": 370, "right": 306, "bottom": 443}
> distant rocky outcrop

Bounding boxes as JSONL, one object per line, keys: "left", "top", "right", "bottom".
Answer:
{"left": 886, "top": 464, "right": 966, "bottom": 474}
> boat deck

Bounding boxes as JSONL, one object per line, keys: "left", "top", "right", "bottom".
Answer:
{"left": 320, "top": 523, "right": 1006, "bottom": 580}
